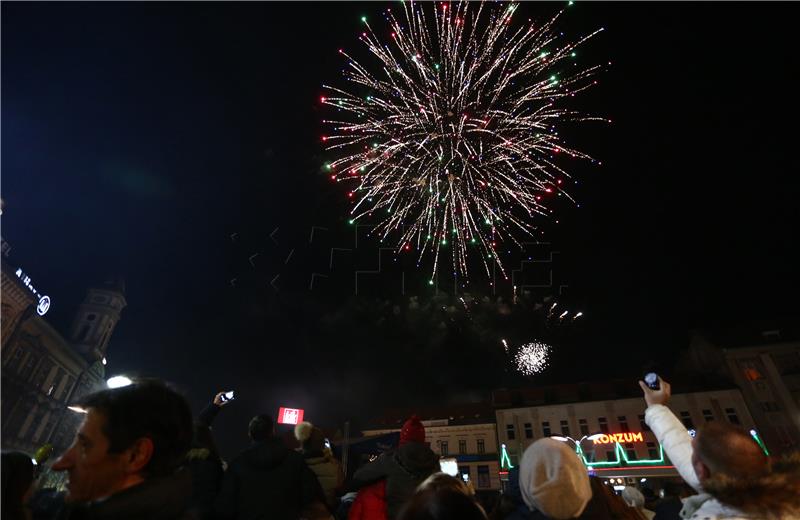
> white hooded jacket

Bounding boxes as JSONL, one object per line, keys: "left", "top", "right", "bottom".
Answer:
{"left": 645, "top": 404, "right": 753, "bottom": 520}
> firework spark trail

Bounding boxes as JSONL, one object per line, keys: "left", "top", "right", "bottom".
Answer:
{"left": 323, "top": 1, "right": 606, "bottom": 280}
{"left": 515, "top": 341, "right": 551, "bottom": 376}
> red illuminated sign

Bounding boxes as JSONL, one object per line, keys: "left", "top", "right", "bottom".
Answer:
{"left": 592, "top": 432, "right": 644, "bottom": 444}
{"left": 277, "top": 407, "right": 304, "bottom": 425}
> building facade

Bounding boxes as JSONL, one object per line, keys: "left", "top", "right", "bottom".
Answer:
{"left": 1, "top": 237, "right": 126, "bottom": 457}
{"left": 494, "top": 381, "right": 755, "bottom": 482}
{"left": 686, "top": 328, "right": 800, "bottom": 454}
{"left": 361, "top": 404, "right": 502, "bottom": 491}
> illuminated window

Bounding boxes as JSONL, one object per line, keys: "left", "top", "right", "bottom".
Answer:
{"left": 579, "top": 419, "right": 589, "bottom": 436}
{"left": 617, "top": 415, "right": 629, "bottom": 432}
{"left": 477, "top": 439, "right": 485, "bottom": 454}
{"left": 524, "top": 423, "right": 533, "bottom": 439}
{"left": 702, "top": 409, "right": 714, "bottom": 422}
{"left": 542, "top": 421, "right": 551, "bottom": 437}
{"left": 598, "top": 417, "right": 609, "bottom": 433}
{"left": 725, "top": 408, "right": 740, "bottom": 425}
{"left": 679, "top": 411, "right": 695, "bottom": 429}
{"left": 440, "top": 441, "right": 449, "bottom": 456}
{"left": 560, "top": 420, "right": 570, "bottom": 436}
{"left": 506, "top": 424, "right": 515, "bottom": 440}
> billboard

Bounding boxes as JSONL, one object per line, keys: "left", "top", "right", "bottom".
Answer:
{"left": 277, "top": 407, "right": 304, "bottom": 425}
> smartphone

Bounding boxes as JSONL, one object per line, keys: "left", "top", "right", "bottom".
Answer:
{"left": 220, "top": 391, "right": 235, "bottom": 402}
{"left": 644, "top": 373, "right": 660, "bottom": 390}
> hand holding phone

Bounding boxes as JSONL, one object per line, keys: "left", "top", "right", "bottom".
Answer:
{"left": 644, "top": 372, "right": 660, "bottom": 390}
{"left": 214, "top": 391, "right": 235, "bottom": 406}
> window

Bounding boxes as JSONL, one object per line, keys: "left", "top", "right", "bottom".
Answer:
{"left": 524, "top": 423, "right": 533, "bottom": 439}
{"left": 646, "top": 442, "right": 659, "bottom": 459}
{"left": 702, "top": 409, "right": 714, "bottom": 422}
{"left": 560, "top": 420, "right": 570, "bottom": 436}
{"left": 506, "top": 424, "right": 516, "bottom": 440}
{"left": 579, "top": 419, "right": 589, "bottom": 436}
{"left": 598, "top": 417, "right": 609, "bottom": 433}
{"left": 679, "top": 411, "right": 695, "bottom": 429}
{"left": 542, "top": 421, "right": 551, "bottom": 437}
{"left": 625, "top": 443, "right": 637, "bottom": 461}
{"left": 459, "top": 439, "right": 467, "bottom": 454}
{"left": 78, "top": 324, "right": 91, "bottom": 342}
{"left": 440, "top": 441, "right": 449, "bottom": 456}
{"left": 638, "top": 414, "right": 650, "bottom": 431}
{"left": 477, "top": 465, "right": 491, "bottom": 488}
{"left": 617, "top": 415, "right": 629, "bottom": 432}
{"left": 725, "top": 408, "right": 740, "bottom": 425}
{"left": 606, "top": 450, "right": 615, "bottom": 462}
{"left": 20, "top": 353, "right": 40, "bottom": 380}
{"left": 477, "top": 439, "right": 485, "bottom": 454}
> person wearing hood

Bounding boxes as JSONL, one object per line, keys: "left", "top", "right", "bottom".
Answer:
{"left": 295, "top": 421, "right": 344, "bottom": 514}
{"left": 351, "top": 415, "right": 439, "bottom": 520}
{"left": 214, "top": 413, "right": 324, "bottom": 520}
{"left": 516, "top": 438, "right": 592, "bottom": 520}
{"left": 639, "top": 376, "right": 800, "bottom": 519}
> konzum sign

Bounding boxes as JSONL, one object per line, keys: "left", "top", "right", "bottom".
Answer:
{"left": 592, "top": 432, "right": 644, "bottom": 444}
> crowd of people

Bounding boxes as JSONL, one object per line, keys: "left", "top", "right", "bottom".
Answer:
{"left": 2, "top": 376, "right": 799, "bottom": 519}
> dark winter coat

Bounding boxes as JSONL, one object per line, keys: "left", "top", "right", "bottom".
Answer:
{"left": 214, "top": 436, "right": 323, "bottom": 520}
{"left": 351, "top": 441, "right": 439, "bottom": 519}
{"left": 187, "top": 403, "right": 225, "bottom": 519}
{"left": 55, "top": 468, "right": 194, "bottom": 520}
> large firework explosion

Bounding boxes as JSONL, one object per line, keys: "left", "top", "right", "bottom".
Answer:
{"left": 514, "top": 341, "right": 552, "bottom": 376}
{"left": 322, "top": 1, "right": 605, "bottom": 280}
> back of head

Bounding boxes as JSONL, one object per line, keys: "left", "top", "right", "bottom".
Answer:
{"left": 249, "top": 414, "right": 275, "bottom": 442}
{"left": 78, "top": 379, "right": 192, "bottom": 478}
{"left": 585, "top": 478, "right": 645, "bottom": 520}
{"left": 519, "top": 438, "right": 591, "bottom": 520}
{"left": 400, "top": 415, "right": 426, "bottom": 446}
{"left": 294, "top": 421, "right": 326, "bottom": 455}
{"left": 398, "top": 488, "right": 487, "bottom": 520}
{"left": 418, "top": 472, "right": 471, "bottom": 496}
{"left": 2, "top": 451, "right": 34, "bottom": 517}
{"left": 696, "top": 421, "right": 768, "bottom": 479}
{"left": 621, "top": 486, "right": 645, "bottom": 508}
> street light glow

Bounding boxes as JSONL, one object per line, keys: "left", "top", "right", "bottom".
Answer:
{"left": 67, "top": 406, "right": 87, "bottom": 414}
{"left": 107, "top": 375, "right": 133, "bottom": 389}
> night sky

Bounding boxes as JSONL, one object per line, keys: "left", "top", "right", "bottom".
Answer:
{"left": 3, "top": 2, "right": 799, "bottom": 457}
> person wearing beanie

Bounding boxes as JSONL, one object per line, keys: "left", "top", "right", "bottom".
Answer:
{"left": 295, "top": 421, "right": 344, "bottom": 514}
{"left": 518, "top": 438, "right": 592, "bottom": 520}
{"left": 351, "top": 415, "right": 439, "bottom": 519}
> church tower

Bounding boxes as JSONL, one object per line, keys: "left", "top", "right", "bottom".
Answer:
{"left": 69, "top": 278, "right": 127, "bottom": 362}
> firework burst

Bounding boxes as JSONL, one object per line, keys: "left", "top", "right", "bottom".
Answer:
{"left": 514, "top": 341, "right": 551, "bottom": 376}
{"left": 322, "top": 1, "right": 606, "bottom": 279}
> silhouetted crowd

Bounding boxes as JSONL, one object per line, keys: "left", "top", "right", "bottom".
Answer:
{"left": 2, "top": 376, "right": 799, "bottom": 520}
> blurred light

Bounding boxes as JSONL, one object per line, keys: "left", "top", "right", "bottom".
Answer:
{"left": 102, "top": 357, "right": 107, "bottom": 366}
{"left": 551, "top": 436, "right": 569, "bottom": 442}
{"left": 68, "top": 406, "right": 87, "bottom": 414}
{"left": 640, "top": 478, "right": 647, "bottom": 483}
{"left": 107, "top": 376, "right": 133, "bottom": 389}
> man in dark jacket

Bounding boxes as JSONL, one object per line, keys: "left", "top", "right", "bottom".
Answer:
{"left": 351, "top": 415, "right": 439, "bottom": 519}
{"left": 214, "top": 413, "right": 324, "bottom": 520}
{"left": 50, "top": 379, "right": 194, "bottom": 520}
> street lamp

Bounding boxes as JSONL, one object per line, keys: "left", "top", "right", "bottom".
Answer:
{"left": 106, "top": 375, "right": 133, "bottom": 389}
{"left": 551, "top": 433, "right": 604, "bottom": 446}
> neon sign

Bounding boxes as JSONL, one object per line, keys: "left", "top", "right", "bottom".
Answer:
{"left": 592, "top": 432, "right": 644, "bottom": 445}
{"left": 15, "top": 268, "right": 51, "bottom": 316}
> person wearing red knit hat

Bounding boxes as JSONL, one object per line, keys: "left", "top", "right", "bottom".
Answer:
{"left": 351, "top": 415, "right": 439, "bottom": 520}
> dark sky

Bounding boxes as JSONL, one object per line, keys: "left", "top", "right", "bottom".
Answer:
{"left": 3, "top": 2, "right": 799, "bottom": 457}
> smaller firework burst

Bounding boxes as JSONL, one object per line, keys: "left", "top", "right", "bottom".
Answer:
{"left": 515, "top": 341, "right": 551, "bottom": 376}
